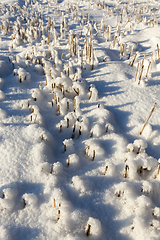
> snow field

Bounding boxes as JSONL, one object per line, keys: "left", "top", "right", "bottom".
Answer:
{"left": 0, "top": 0, "right": 160, "bottom": 239}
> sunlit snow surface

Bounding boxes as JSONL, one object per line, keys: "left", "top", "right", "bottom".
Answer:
{"left": 0, "top": 0, "right": 160, "bottom": 239}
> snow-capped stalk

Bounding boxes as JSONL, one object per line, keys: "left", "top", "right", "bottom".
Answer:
{"left": 134, "top": 62, "right": 139, "bottom": 82}
{"left": 86, "top": 224, "right": 91, "bottom": 236}
{"left": 140, "top": 103, "right": 156, "bottom": 135}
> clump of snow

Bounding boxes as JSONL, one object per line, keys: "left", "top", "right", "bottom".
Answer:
{"left": 71, "top": 175, "right": 94, "bottom": 195}
{"left": 89, "top": 84, "right": 98, "bottom": 101}
{"left": 86, "top": 217, "right": 102, "bottom": 237}
{"left": 22, "top": 193, "right": 38, "bottom": 207}
{"left": 66, "top": 153, "right": 79, "bottom": 167}
{"left": 14, "top": 67, "right": 31, "bottom": 82}
{"left": 0, "top": 90, "right": 5, "bottom": 101}
{"left": 0, "top": 108, "right": 7, "bottom": 120}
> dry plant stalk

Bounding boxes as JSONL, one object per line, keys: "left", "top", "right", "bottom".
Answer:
{"left": 50, "top": 165, "right": 53, "bottom": 174}
{"left": 156, "top": 163, "right": 160, "bottom": 178}
{"left": 140, "top": 102, "right": 156, "bottom": 135}
{"left": 67, "top": 118, "right": 69, "bottom": 128}
{"left": 124, "top": 165, "right": 129, "bottom": 178}
{"left": 74, "top": 98, "right": 76, "bottom": 111}
{"left": 91, "top": 50, "right": 94, "bottom": 70}
{"left": 130, "top": 53, "right": 137, "bottom": 67}
{"left": 57, "top": 210, "right": 60, "bottom": 221}
{"left": 128, "top": 45, "right": 133, "bottom": 59}
{"left": 134, "top": 63, "right": 139, "bottom": 82}
{"left": 67, "top": 101, "right": 69, "bottom": 111}
{"left": 23, "top": 197, "right": 26, "bottom": 208}
{"left": 53, "top": 198, "right": 56, "bottom": 207}
{"left": 92, "top": 150, "right": 95, "bottom": 161}
{"left": 103, "top": 24, "right": 106, "bottom": 38}
{"left": 157, "top": 44, "right": 160, "bottom": 59}
{"left": 142, "top": 54, "right": 146, "bottom": 66}
{"left": 81, "top": 49, "right": 83, "bottom": 69}
{"left": 59, "top": 123, "right": 62, "bottom": 133}
{"left": 137, "top": 146, "right": 141, "bottom": 154}
{"left": 104, "top": 166, "right": 108, "bottom": 175}
{"left": 79, "top": 126, "right": 81, "bottom": 136}
{"left": 86, "top": 224, "right": 91, "bottom": 236}
{"left": 58, "top": 105, "right": 60, "bottom": 115}
{"left": 138, "top": 65, "right": 144, "bottom": 84}
{"left": 113, "top": 35, "right": 117, "bottom": 48}
{"left": 2, "top": 191, "right": 5, "bottom": 199}
{"left": 118, "top": 190, "right": 121, "bottom": 197}
{"left": 120, "top": 43, "right": 124, "bottom": 59}
{"left": 106, "top": 26, "right": 109, "bottom": 41}
{"left": 89, "top": 90, "right": 92, "bottom": 100}
{"left": 67, "top": 156, "right": 70, "bottom": 166}
{"left": 146, "top": 61, "right": 151, "bottom": 77}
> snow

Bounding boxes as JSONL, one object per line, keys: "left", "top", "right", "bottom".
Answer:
{"left": 0, "top": 0, "right": 160, "bottom": 239}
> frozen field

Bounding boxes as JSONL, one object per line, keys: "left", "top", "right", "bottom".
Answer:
{"left": 0, "top": 0, "right": 160, "bottom": 239}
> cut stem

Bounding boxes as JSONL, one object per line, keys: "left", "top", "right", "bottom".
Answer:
{"left": 140, "top": 103, "right": 156, "bottom": 135}
{"left": 146, "top": 61, "right": 151, "bottom": 77}
{"left": 156, "top": 163, "right": 160, "bottom": 178}
{"left": 134, "top": 63, "right": 139, "bottom": 82}
{"left": 124, "top": 165, "right": 129, "bottom": 178}
{"left": 86, "top": 224, "right": 91, "bottom": 236}
{"left": 104, "top": 166, "right": 108, "bottom": 175}
{"left": 138, "top": 65, "right": 144, "bottom": 84}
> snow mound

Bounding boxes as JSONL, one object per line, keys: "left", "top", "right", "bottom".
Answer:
{"left": 0, "top": 61, "right": 12, "bottom": 77}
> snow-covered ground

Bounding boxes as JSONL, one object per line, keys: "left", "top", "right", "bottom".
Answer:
{"left": 0, "top": 0, "right": 160, "bottom": 239}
